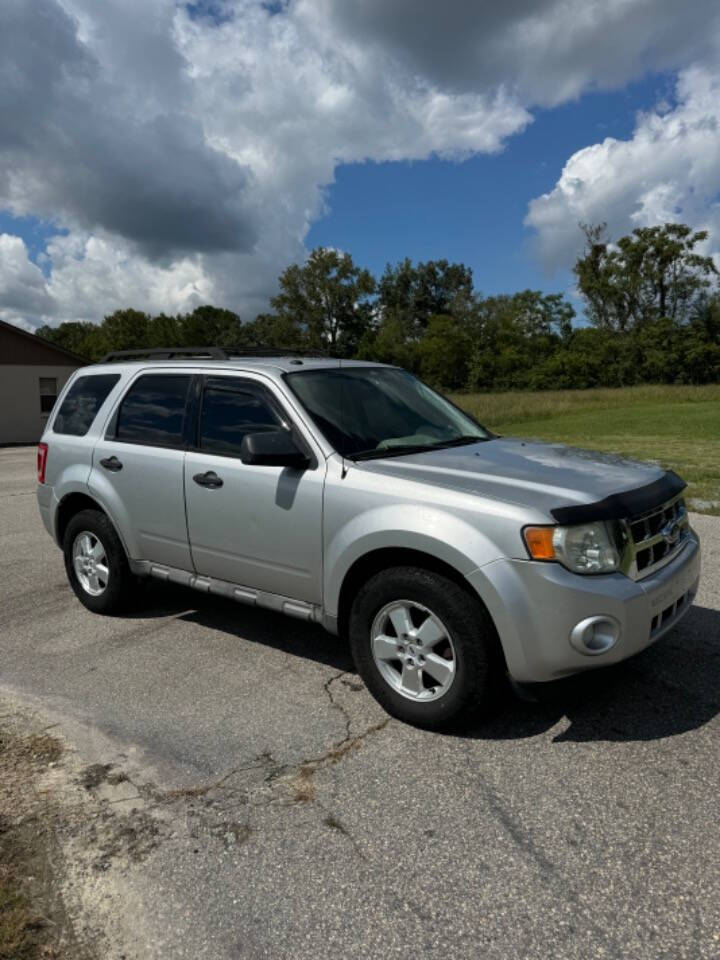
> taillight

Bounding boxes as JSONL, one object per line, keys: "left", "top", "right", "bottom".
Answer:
{"left": 37, "top": 443, "right": 48, "bottom": 484}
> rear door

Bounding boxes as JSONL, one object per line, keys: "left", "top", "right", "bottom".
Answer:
{"left": 89, "top": 372, "right": 194, "bottom": 569}
{"left": 183, "top": 374, "right": 325, "bottom": 603}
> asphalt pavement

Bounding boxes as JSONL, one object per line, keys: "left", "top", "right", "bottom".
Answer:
{"left": 1, "top": 445, "right": 718, "bottom": 959}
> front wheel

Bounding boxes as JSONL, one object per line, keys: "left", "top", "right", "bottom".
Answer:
{"left": 348, "top": 566, "right": 501, "bottom": 730}
{"left": 63, "top": 509, "right": 134, "bottom": 615}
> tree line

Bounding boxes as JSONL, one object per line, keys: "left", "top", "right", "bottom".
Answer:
{"left": 37, "top": 222, "right": 720, "bottom": 390}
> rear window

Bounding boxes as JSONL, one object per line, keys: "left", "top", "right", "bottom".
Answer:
{"left": 115, "top": 374, "right": 191, "bottom": 447}
{"left": 53, "top": 374, "right": 121, "bottom": 436}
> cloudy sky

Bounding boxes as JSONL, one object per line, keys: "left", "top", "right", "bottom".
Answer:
{"left": 1, "top": 0, "right": 719, "bottom": 331}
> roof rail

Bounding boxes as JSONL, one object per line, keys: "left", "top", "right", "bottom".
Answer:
{"left": 224, "top": 347, "right": 328, "bottom": 358}
{"left": 100, "top": 346, "right": 228, "bottom": 362}
{"left": 99, "top": 345, "right": 330, "bottom": 363}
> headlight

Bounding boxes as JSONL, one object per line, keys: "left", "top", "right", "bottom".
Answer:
{"left": 523, "top": 522, "right": 621, "bottom": 574}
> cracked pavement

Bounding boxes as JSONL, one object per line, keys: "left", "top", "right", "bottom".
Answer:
{"left": 1, "top": 445, "right": 719, "bottom": 959}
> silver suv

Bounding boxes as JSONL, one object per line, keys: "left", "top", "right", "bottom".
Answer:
{"left": 36, "top": 348, "right": 701, "bottom": 729}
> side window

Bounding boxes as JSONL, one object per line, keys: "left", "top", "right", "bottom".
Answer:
{"left": 199, "top": 378, "right": 282, "bottom": 457}
{"left": 115, "top": 374, "right": 191, "bottom": 447}
{"left": 53, "top": 374, "right": 121, "bottom": 436}
{"left": 39, "top": 377, "right": 58, "bottom": 414}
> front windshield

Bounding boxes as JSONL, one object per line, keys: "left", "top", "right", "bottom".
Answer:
{"left": 285, "top": 366, "right": 492, "bottom": 460}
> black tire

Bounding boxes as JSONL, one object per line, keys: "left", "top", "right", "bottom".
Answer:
{"left": 63, "top": 509, "right": 134, "bottom": 615}
{"left": 349, "top": 566, "right": 501, "bottom": 730}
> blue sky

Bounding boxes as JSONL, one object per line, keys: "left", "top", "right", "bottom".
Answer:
{"left": 0, "top": 212, "right": 65, "bottom": 277}
{"left": 308, "top": 73, "right": 674, "bottom": 299}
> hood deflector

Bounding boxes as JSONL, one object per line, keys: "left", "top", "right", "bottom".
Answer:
{"left": 550, "top": 471, "right": 686, "bottom": 525}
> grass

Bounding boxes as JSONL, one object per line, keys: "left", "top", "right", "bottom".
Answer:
{"left": 450, "top": 384, "right": 720, "bottom": 515}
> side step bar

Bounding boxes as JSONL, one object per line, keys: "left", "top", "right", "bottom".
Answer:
{"left": 129, "top": 558, "right": 329, "bottom": 627}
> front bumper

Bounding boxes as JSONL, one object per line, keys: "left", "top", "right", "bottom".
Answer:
{"left": 468, "top": 530, "right": 701, "bottom": 683}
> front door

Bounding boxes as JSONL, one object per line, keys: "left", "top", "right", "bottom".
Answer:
{"left": 184, "top": 375, "right": 325, "bottom": 603}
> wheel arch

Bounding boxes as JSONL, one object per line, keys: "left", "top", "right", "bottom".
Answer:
{"left": 55, "top": 492, "right": 129, "bottom": 558}
{"left": 336, "top": 546, "right": 489, "bottom": 641}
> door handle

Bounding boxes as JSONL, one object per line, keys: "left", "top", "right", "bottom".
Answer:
{"left": 100, "top": 456, "right": 123, "bottom": 472}
{"left": 193, "top": 470, "right": 224, "bottom": 489}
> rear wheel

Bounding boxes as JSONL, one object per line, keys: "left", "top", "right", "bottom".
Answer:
{"left": 349, "top": 566, "right": 500, "bottom": 730}
{"left": 63, "top": 509, "right": 134, "bottom": 614}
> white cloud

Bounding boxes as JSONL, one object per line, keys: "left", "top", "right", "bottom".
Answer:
{"left": 526, "top": 65, "right": 720, "bottom": 269}
{"left": 0, "top": 235, "right": 54, "bottom": 328}
{"left": 1, "top": 0, "right": 719, "bottom": 329}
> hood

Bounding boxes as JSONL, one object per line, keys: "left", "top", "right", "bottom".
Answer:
{"left": 356, "top": 437, "right": 672, "bottom": 520}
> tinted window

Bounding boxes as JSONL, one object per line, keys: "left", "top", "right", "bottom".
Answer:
{"left": 53, "top": 374, "right": 120, "bottom": 436}
{"left": 116, "top": 375, "right": 191, "bottom": 447}
{"left": 286, "top": 367, "right": 489, "bottom": 459}
{"left": 199, "top": 379, "right": 282, "bottom": 456}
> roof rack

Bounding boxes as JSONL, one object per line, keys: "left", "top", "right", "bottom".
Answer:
{"left": 99, "top": 345, "right": 329, "bottom": 363}
{"left": 225, "top": 347, "right": 328, "bottom": 359}
{"left": 100, "top": 346, "right": 227, "bottom": 362}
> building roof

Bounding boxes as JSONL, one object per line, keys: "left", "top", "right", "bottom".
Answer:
{"left": 0, "top": 318, "right": 88, "bottom": 366}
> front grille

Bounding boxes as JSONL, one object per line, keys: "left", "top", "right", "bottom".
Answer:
{"left": 624, "top": 494, "right": 689, "bottom": 580}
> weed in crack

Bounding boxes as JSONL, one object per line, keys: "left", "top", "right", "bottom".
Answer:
{"left": 79, "top": 764, "right": 114, "bottom": 791}
{"left": 290, "top": 767, "right": 315, "bottom": 804}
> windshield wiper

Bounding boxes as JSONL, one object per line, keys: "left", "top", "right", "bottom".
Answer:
{"left": 349, "top": 435, "right": 489, "bottom": 462}
{"left": 431, "top": 435, "right": 489, "bottom": 450}
{"left": 349, "top": 444, "right": 438, "bottom": 462}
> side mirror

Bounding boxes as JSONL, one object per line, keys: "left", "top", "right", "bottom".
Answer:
{"left": 240, "top": 429, "right": 310, "bottom": 469}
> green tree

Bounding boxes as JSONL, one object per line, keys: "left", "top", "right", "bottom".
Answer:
{"left": 239, "top": 313, "right": 305, "bottom": 350}
{"left": 271, "top": 248, "right": 375, "bottom": 356}
{"left": 177, "top": 305, "right": 244, "bottom": 348}
{"left": 550, "top": 327, "right": 640, "bottom": 389}
{"left": 574, "top": 222, "right": 718, "bottom": 331}
{"left": 36, "top": 321, "right": 104, "bottom": 360}
{"left": 416, "top": 315, "right": 473, "bottom": 389}
{"left": 101, "top": 309, "right": 152, "bottom": 353}
{"left": 468, "top": 290, "right": 575, "bottom": 390}
{"left": 367, "top": 258, "right": 475, "bottom": 372}
{"left": 378, "top": 258, "right": 474, "bottom": 332}
{"left": 357, "top": 313, "right": 420, "bottom": 370}
{"left": 683, "top": 294, "right": 720, "bottom": 384}
{"left": 146, "top": 312, "right": 182, "bottom": 348}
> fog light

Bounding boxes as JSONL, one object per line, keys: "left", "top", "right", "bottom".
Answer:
{"left": 569, "top": 616, "right": 620, "bottom": 656}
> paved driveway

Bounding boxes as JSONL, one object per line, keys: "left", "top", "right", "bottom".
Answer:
{"left": 1, "top": 445, "right": 718, "bottom": 959}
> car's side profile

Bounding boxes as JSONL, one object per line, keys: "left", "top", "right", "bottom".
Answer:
{"left": 37, "top": 348, "right": 701, "bottom": 729}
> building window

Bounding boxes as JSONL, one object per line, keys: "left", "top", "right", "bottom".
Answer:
{"left": 39, "top": 377, "right": 58, "bottom": 415}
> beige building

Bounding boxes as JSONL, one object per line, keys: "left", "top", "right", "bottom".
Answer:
{"left": 0, "top": 319, "right": 85, "bottom": 444}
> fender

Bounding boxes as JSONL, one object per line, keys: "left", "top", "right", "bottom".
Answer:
{"left": 53, "top": 482, "right": 134, "bottom": 560}
{"left": 48, "top": 464, "right": 93, "bottom": 543}
{"left": 323, "top": 503, "right": 505, "bottom": 619}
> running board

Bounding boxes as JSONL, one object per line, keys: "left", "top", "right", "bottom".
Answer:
{"left": 129, "top": 558, "right": 325, "bottom": 625}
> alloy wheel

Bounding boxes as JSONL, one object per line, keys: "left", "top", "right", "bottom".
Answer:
{"left": 371, "top": 600, "right": 456, "bottom": 702}
{"left": 72, "top": 531, "right": 110, "bottom": 597}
